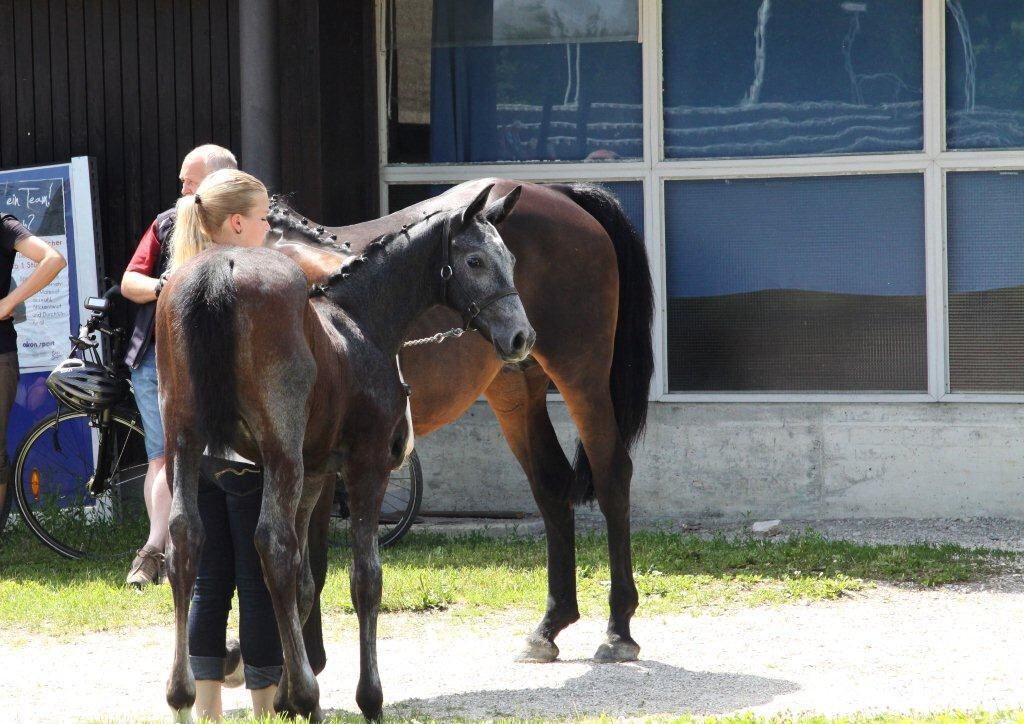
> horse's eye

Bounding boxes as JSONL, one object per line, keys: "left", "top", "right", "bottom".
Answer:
{"left": 466, "top": 256, "right": 483, "bottom": 269}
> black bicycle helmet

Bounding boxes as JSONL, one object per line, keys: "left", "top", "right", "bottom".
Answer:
{"left": 46, "top": 358, "right": 127, "bottom": 412}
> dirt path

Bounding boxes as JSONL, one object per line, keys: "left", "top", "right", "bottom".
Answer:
{"left": 5, "top": 577, "right": 1024, "bottom": 722}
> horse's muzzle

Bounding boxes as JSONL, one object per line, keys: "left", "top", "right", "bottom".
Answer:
{"left": 496, "top": 327, "right": 536, "bottom": 364}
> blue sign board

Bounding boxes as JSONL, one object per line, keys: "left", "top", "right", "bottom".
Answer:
{"left": 0, "top": 158, "right": 101, "bottom": 464}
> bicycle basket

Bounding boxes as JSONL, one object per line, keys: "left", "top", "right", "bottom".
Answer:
{"left": 46, "top": 358, "right": 128, "bottom": 413}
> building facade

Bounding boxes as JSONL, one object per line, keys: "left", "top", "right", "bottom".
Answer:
{"left": 5, "top": 0, "right": 1024, "bottom": 519}
{"left": 381, "top": 0, "right": 1024, "bottom": 520}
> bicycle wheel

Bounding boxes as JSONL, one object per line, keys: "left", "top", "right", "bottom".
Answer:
{"left": 14, "top": 408, "right": 148, "bottom": 559}
{"left": 330, "top": 449, "right": 424, "bottom": 549}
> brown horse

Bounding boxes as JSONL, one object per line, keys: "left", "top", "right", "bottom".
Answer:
{"left": 157, "top": 184, "right": 532, "bottom": 720}
{"left": 268, "top": 179, "right": 654, "bottom": 671}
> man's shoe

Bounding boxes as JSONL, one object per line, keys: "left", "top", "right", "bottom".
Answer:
{"left": 125, "top": 544, "right": 165, "bottom": 588}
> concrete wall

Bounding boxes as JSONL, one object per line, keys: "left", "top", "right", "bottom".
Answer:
{"left": 413, "top": 401, "right": 1024, "bottom": 521}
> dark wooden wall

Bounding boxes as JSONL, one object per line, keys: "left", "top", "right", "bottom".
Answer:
{"left": 319, "top": 0, "right": 379, "bottom": 225}
{"left": 0, "top": 0, "right": 379, "bottom": 277}
{"left": 0, "top": 0, "right": 240, "bottom": 276}
{"left": 276, "top": 0, "right": 379, "bottom": 226}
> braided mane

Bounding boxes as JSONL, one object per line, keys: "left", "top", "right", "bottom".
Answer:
{"left": 307, "top": 209, "right": 448, "bottom": 298}
{"left": 267, "top": 197, "right": 348, "bottom": 252}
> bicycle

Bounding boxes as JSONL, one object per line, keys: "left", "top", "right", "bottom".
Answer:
{"left": 0, "top": 288, "right": 424, "bottom": 558}
{"left": 1, "top": 287, "right": 148, "bottom": 559}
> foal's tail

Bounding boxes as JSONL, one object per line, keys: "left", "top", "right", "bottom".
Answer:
{"left": 549, "top": 183, "right": 655, "bottom": 504}
{"left": 178, "top": 258, "right": 239, "bottom": 455}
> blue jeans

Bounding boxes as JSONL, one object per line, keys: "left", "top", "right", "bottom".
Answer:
{"left": 129, "top": 347, "right": 164, "bottom": 460}
{"left": 188, "top": 480, "right": 282, "bottom": 690}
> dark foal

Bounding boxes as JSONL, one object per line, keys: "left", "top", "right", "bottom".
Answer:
{"left": 157, "top": 184, "right": 532, "bottom": 721}
{"left": 269, "top": 179, "right": 654, "bottom": 668}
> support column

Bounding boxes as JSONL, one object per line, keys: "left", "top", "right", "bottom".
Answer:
{"left": 239, "top": 0, "right": 280, "bottom": 191}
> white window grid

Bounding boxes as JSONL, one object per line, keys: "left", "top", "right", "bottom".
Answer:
{"left": 375, "top": 0, "right": 1024, "bottom": 403}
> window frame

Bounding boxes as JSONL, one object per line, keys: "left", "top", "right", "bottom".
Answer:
{"left": 376, "top": 0, "right": 1024, "bottom": 403}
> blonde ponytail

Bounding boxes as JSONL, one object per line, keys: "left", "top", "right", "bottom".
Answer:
{"left": 169, "top": 169, "right": 267, "bottom": 271}
{"left": 169, "top": 194, "right": 210, "bottom": 270}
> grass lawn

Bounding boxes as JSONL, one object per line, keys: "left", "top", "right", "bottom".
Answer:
{"left": 0, "top": 520, "right": 1011, "bottom": 637}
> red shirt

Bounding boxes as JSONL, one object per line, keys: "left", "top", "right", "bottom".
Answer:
{"left": 126, "top": 219, "right": 161, "bottom": 277}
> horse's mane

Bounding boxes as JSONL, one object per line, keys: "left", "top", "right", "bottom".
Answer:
{"left": 308, "top": 209, "right": 448, "bottom": 298}
{"left": 267, "top": 197, "right": 348, "bottom": 253}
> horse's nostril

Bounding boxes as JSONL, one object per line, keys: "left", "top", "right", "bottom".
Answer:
{"left": 512, "top": 332, "right": 527, "bottom": 353}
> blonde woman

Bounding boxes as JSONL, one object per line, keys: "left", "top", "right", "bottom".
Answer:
{"left": 168, "top": 168, "right": 279, "bottom": 720}
{"left": 169, "top": 167, "right": 270, "bottom": 268}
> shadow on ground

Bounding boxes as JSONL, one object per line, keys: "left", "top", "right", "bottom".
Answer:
{"left": 323, "top": 659, "right": 799, "bottom": 720}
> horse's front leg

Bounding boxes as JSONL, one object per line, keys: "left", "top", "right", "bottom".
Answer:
{"left": 254, "top": 449, "right": 322, "bottom": 721}
{"left": 164, "top": 438, "right": 204, "bottom": 720}
{"left": 345, "top": 455, "right": 390, "bottom": 720}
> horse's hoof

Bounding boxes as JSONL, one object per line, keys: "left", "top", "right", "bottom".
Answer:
{"left": 593, "top": 636, "right": 640, "bottom": 663}
{"left": 516, "top": 636, "right": 559, "bottom": 663}
{"left": 277, "top": 680, "right": 322, "bottom": 721}
{"left": 356, "top": 682, "right": 383, "bottom": 721}
{"left": 166, "top": 677, "right": 196, "bottom": 716}
{"left": 276, "top": 704, "right": 321, "bottom": 721}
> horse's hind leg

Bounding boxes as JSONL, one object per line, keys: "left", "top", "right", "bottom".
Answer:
{"left": 250, "top": 407, "right": 323, "bottom": 720}
{"left": 164, "top": 434, "right": 204, "bottom": 718}
{"left": 484, "top": 364, "right": 579, "bottom": 663}
{"left": 546, "top": 363, "right": 640, "bottom": 663}
{"left": 343, "top": 453, "right": 390, "bottom": 720}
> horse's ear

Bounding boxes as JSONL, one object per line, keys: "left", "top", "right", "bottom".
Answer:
{"left": 484, "top": 185, "right": 522, "bottom": 227}
{"left": 460, "top": 183, "right": 495, "bottom": 228}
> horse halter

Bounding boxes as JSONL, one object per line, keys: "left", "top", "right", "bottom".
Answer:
{"left": 439, "top": 214, "right": 520, "bottom": 331}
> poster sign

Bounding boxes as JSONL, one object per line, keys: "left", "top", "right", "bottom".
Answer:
{"left": 1, "top": 175, "right": 73, "bottom": 370}
{"left": 0, "top": 158, "right": 101, "bottom": 460}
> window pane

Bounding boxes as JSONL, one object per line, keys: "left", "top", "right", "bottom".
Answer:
{"left": 388, "top": 0, "right": 642, "bottom": 163}
{"left": 946, "top": 1, "right": 1024, "bottom": 150}
{"left": 947, "top": 172, "right": 1024, "bottom": 391}
{"left": 389, "top": 184, "right": 454, "bottom": 213}
{"left": 388, "top": 181, "right": 645, "bottom": 235}
{"left": 665, "top": 175, "right": 926, "bottom": 392}
{"left": 662, "top": 1, "right": 922, "bottom": 159}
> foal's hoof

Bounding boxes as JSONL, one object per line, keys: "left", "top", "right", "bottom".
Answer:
{"left": 593, "top": 636, "right": 640, "bottom": 663}
{"left": 516, "top": 636, "right": 559, "bottom": 663}
{"left": 356, "top": 679, "right": 383, "bottom": 721}
{"left": 276, "top": 703, "right": 325, "bottom": 722}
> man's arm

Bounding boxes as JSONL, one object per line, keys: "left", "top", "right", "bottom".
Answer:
{"left": 0, "top": 236, "right": 67, "bottom": 320}
{"left": 121, "top": 270, "right": 160, "bottom": 304}
{"left": 121, "top": 219, "right": 163, "bottom": 304}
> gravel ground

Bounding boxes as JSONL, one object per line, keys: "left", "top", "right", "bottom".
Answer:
{"left": 5, "top": 517, "right": 1024, "bottom": 722}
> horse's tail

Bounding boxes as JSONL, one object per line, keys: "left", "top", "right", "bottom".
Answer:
{"left": 178, "top": 258, "right": 239, "bottom": 455}
{"left": 549, "top": 183, "right": 655, "bottom": 504}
